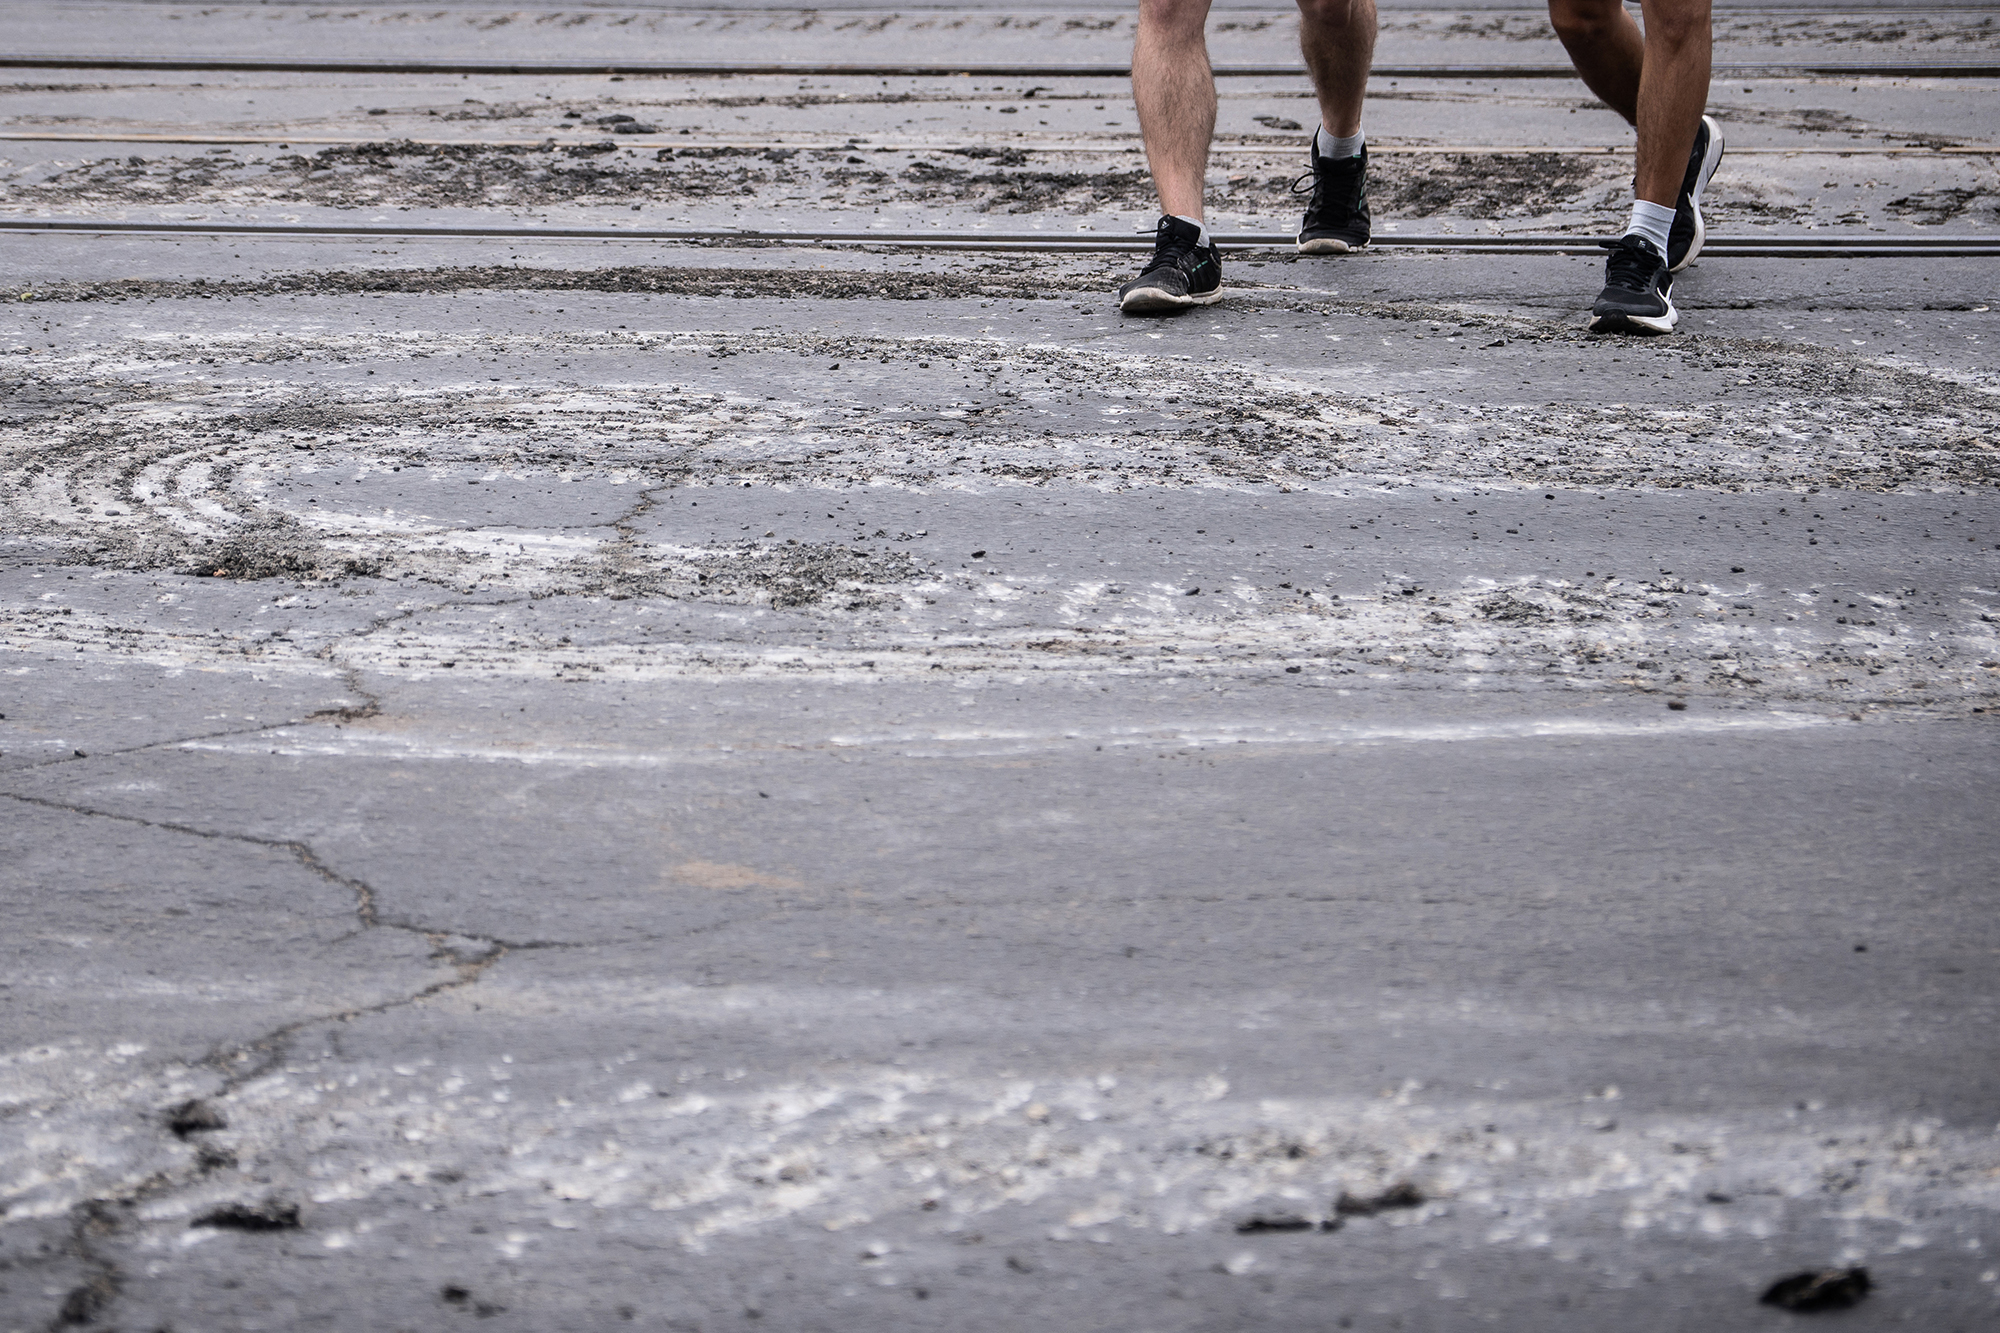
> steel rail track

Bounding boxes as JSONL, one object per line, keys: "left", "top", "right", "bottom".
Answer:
{"left": 3, "top": 54, "right": 1997, "bottom": 79}
{"left": 1, "top": 130, "right": 1993, "bottom": 157}
{"left": 3, "top": 217, "right": 1994, "bottom": 257}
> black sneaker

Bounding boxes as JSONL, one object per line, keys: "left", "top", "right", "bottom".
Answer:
{"left": 1667, "top": 113, "right": 1725, "bottom": 272}
{"left": 1294, "top": 142, "right": 1370, "bottom": 254}
{"left": 1589, "top": 234, "right": 1677, "bottom": 334}
{"left": 1117, "top": 216, "right": 1224, "bottom": 315}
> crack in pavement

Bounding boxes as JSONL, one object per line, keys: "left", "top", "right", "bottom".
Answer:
{"left": 2, "top": 785, "right": 587, "bottom": 1329}
{"left": 0, "top": 788, "right": 582, "bottom": 999}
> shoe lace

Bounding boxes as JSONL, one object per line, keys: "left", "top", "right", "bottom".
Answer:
{"left": 1139, "top": 218, "right": 1200, "bottom": 271}
{"left": 1599, "top": 236, "right": 1661, "bottom": 291}
{"left": 1290, "top": 154, "right": 1358, "bottom": 220}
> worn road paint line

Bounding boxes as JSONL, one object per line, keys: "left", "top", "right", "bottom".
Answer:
{"left": 179, "top": 711, "right": 1835, "bottom": 767}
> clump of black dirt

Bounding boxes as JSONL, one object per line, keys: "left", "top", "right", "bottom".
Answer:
{"left": 1760, "top": 1268, "right": 1871, "bottom": 1312}
{"left": 58, "top": 1275, "right": 118, "bottom": 1325}
{"left": 1333, "top": 1181, "right": 1426, "bottom": 1216}
{"left": 441, "top": 1284, "right": 508, "bottom": 1316}
{"left": 949, "top": 146, "right": 1030, "bottom": 166}
{"left": 1235, "top": 1212, "right": 1340, "bottom": 1233}
{"left": 165, "top": 1099, "right": 227, "bottom": 1138}
{"left": 192, "top": 1199, "right": 301, "bottom": 1231}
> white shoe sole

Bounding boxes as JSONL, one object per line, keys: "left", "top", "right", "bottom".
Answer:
{"left": 1297, "top": 237, "right": 1365, "bottom": 255}
{"left": 1589, "top": 296, "right": 1679, "bottom": 335}
{"left": 1118, "top": 286, "right": 1226, "bottom": 315}
{"left": 1670, "top": 114, "right": 1726, "bottom": 273}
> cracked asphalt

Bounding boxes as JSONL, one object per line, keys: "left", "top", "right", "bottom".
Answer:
{"left": 3, "top": 3, "right": 1999, "bottom": 1331}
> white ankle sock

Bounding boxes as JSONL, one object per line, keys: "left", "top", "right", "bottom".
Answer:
{"left": 1624, "top": 200, "right": 1675, "bottom": 257}
{"left": 1172, "top": 213, "right": 1212, "bottom": 248}
{"left": 1314, "top": 126, "right": 1364, "bottom": 160}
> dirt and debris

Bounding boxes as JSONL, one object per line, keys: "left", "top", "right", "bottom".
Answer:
{"left": 57, "top": 1275, "right": 118, "bottom": 1326}
{"left": 191, "top": 1200, "right": 302, "bottom": 1232}
{"left": 440, "top": 1284, "right": 506, "bottom": 1316}
{"left": 0, "top": 142, "right": 1628, "bottom": 220}
{"left": 1887, "top": 187, "right": 1996, "bottom": 225}
{"left": 189, "top": 513, "right": 338, "bottom": 581}
{"left": 3, "top": 263, "right": 1104, "bottom": 305}
{"left": 1376, "top": 152, "right": 1607, "bottom": 219}
{"left": 583, "top": 538, "right": 928, "bottom": 609}
{"left": 1234, "top": 1212, "right": 1339, "bottom": 1233}
{"left": 1759, "top": 1267, "right": 1872, "bottom": 1312}
{"left": 1333, "top": 1182, "right": 1426, "bottom": 1216}
{"left": 165, "top": 1100, "right": 227, "bottom": 1139}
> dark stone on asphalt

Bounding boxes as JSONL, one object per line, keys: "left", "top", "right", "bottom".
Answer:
{"left": 1760, "top": 1267, "right": 1872, "bottom": 1312}
{"left": 165, "top": 1099, "right": 227, "bottom": 1138}
{"left": 58, "top": 1276, "right": 117, "bottom": 1325}
{"left": 1333, "top": 1182, "right": 1426, "bottom": 1217}
{"left": 1234, "top": 1213, "right": 1317, "bottom": 1233}
{"left": 191, "top": 1200, "right": 302, "bottom": 1232}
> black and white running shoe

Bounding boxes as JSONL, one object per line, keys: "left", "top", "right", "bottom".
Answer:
{"left": 1293, "top": 143, "right": 1371, "bottom": 254}
{"left": 1589, "top": 234, "right": 1677, "bottom": 334}
{"left": 1667, "top": 113, "right": 1725, "bottom": 272}
{"left": 1118, "top": 215, "right": 1224, "bottom": 314}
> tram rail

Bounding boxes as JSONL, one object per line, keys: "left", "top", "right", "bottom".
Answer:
{"left": 3, "top": 217, "right": 1994, "bottom": 258}
{"left": 3, "top": 55, "right": 1997, "bottom": 79}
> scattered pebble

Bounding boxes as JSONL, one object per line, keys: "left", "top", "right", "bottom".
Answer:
{"left": 165, "top": 1099, "right": 227, "bottom": 1139}
{"left": 1759, "top": 1267, "right": 1871, "bottom": 1312}
{"left": 1333, "top": 1181, "right": 1425, "bottom": 1216}
{"left": 191, "top": 1199, "right": 301, "bottom": 1232}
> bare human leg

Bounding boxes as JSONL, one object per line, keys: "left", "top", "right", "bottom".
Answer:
{"left": 1120, "top": 0, "right": 1228, "bottom": 311}
{"left": 1298, "top": 0, "right": 1377, "bottom": 141}
{"left": 1554, "top": 0, "right": 1714, "bottom": 331}
{"left": 1550, "top": 0, "right": 1712, "bottom": 206}
{"left": 1293, "top": 0, "right": 1377, "bottom": 251}
{"left": 1132, "top": 0, "right": 1218, "bottom": 220}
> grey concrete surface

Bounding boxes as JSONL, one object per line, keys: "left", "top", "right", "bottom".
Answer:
{"left": 4, "top": 5, "right": 2000, "bottom": 1333}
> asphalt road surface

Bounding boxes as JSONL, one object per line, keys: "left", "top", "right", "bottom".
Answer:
{"left": 2, "top": 3, "right": 1997, "bottom": 1331}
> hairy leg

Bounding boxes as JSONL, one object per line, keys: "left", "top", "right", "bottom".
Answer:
{"left": 1297, "top": 0, "right": 1377, "bottom": 139}
{"left": 1631, "top": 0, "right": 1711, "bottom": 205}
{"left": 1549, "top": 0, "right": 1711, "bottom": 205}
{"left": 1549, "top": 0, "right": 1643, "bottom": 123}
{"left": 1133, "top": 0, "right": 1217, "bottom": 219}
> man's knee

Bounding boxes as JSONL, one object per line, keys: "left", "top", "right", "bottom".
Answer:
{"left": 1295, "top": 0, "right": 1368, "bottom": 36}
{"left": 1638, "top": 0, "right": 1711, "bottom": 51}
{"left": 1137, "top": 0, "right": 1213, "bottom": 42}
{"left": 1547, "top": 0, "right": 1626, "bottom": 44}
